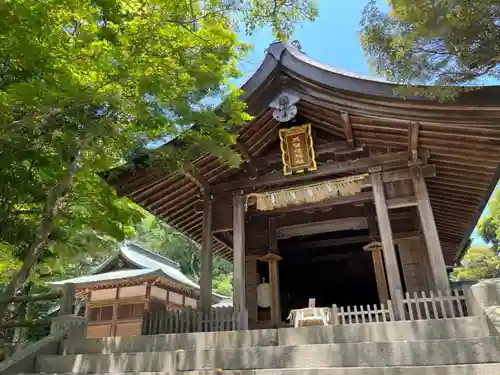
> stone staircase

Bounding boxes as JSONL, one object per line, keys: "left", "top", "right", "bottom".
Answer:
{"left": 16, "top": 316, "right": 500, "bottom": 374}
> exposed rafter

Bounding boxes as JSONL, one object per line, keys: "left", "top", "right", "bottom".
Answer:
{"left": 234, "top": 141, "right": 259, "bottom": 178}
{"left": 183, "top": 168, "right": 209, "bottom": 193}
{"left": 213, "top": 233, "right": 233, "bottom": 253}
{"left": 408, "top": 121, "right": 420, "bottom": 163}
{"left": 340, "top": 111, "right": 354, "bottom": 148}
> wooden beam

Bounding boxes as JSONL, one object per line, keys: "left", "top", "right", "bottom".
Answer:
{"left": 387, "top": 196, "right": 417, "bottom": 209}
{"left": 341, "top": 111, "right": 354, "bottom": 147}
{"left": 277, "top": 217, "right": 368, "bottom": 239}
{"left": 250, "top": 192, "right": 417, "bottom": 216}
{"left": 287, "top": 235, "right": 372, "bottom": 250}
{"left": 212, "top": 151, "right": 413, "bottom": 195}
{"left": 213, "top": 192, "right": 419, "bottom": 232}
{"left": 371, "top": 163, "right": 435, "bottom": 186}
{"left": 371, "top": 171, "right": 403, "bottom": 304}
{"left": 249, "top": 191, "right": 374, "bottom": 216}
{"left": 408, "top": 122, "right": 420, "bottom": 163}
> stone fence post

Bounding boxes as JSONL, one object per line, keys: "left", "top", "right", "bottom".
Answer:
{"left": 49, "top": 283, "right": 88, "bottom": 339}
{"left": 467, "top": 279, "right": 500, "bottom": 336}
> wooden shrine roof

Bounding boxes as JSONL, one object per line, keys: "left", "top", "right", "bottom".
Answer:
{"left": 105, "top": 42, "right": 500, "bottom": 265}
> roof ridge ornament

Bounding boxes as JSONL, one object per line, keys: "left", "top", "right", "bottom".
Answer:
{"left": 290, "top": 40, "right": 304, "bottom": 54}
{"left": 269, "top": 91, "right": 300, "bottom": 122}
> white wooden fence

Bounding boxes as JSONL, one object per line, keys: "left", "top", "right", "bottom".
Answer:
{"left": 397, "top": 289, "right": 468, "bottom": 320}
{"left": 330, "top": 288, "right": 468, "bottom": 325}
{"left": 331, "top": 301, "right": 395, "bottom": 324}
{"left": 142, "top": 307, "right": 246, "bottom": 335}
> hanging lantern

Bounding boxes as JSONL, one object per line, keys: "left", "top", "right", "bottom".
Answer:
{"left": 257, "top": 277, "right": 271, "bottom": 308}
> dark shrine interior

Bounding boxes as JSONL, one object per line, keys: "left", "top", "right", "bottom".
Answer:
{"left": 276, "top": 229, "right": 380, "bottom": 320}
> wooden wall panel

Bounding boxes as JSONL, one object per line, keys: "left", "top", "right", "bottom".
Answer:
{"left": 169, "top": 291, "right": 183, "bottom": 305}
{"left": 119, "top": 285, "right": 147, "bottom": 299}
{"left": 87, "top": 323, "right": 112, "bottom": 339}
{"left": 115, "top": 320, "right": 142, "bottom": 337}
{"left": 184, "top": 296, "right": 198, "bottom": 307}
{"left": 150, "top": 286, "right": 167, "bottom": 300}
{"left": 398, "top": 237, "right": 429, "bottom": 294}
{"left": 90, "top": 288, "right": 117, "bottom": 301}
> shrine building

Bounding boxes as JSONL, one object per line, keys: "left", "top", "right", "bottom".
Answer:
{"left": 49, "top": 242, "right": 226, "bottom": 337}
{"left": 104, "top": 41, "right": 500, "bottom": 329}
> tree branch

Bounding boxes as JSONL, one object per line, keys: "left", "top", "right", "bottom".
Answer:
{"left": 0, "top": 134, "right": 90, "bottom": 322}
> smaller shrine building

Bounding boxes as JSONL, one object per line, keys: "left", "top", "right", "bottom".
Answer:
{"left": 50, "top": 242, "right": 226, "bottom": 338}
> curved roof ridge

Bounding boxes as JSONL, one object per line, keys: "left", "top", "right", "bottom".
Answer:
{"left": 122, "top": 240, "right": 181, "bottom": 270}
{"left": 282, "top": 41, "right": 391, "bottom": 84}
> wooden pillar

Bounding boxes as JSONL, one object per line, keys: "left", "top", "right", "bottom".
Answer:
{"left": 365, "top": 203, "right": 389, "bottom": 305}
{"left": 233, "top": 192, "right": 247, "bottom": 329}
{"left": 371, "top": 171, "right": 403, "bottom": 302}
{"left": 261, "top": 253, "right": 282, "bottom": 327}
{"left": 199, "top": 191, "right": 213, "bottom": 310}
{"left": 411, "top": 166, "right": 450, "bottom": 292}
{"left": 372, "top": 248, "right": 389, "bottom": 304}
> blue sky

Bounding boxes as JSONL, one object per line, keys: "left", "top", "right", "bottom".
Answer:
{"left": 234, "top": 0, "right": 495, "bottom": 247}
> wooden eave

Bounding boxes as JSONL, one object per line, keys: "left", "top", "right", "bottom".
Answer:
{"left": 106, "top": 42, "right": 500, "bottom": 264}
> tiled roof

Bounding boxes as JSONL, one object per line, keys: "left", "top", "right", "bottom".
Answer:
{"left": 49, "top": 241, "right": 229, "bottom": 300}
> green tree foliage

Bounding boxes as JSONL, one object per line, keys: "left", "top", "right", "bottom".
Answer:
{"left": 478, "top": 187, "right": 500, "bottom": 253}
{"left": 451, "top": 245, "right": 500, "bottom": 281}
{"left": 133, "top": 215, "right": 233, "bottom": 295}
{"left": 0, "top": 0, "right": 317, "bottom": 320}
{"left": 451, "top": 186, "right": 500, "bottom": 281}
{"left": 360, "top": 0, "right": 499, "bottom": 99}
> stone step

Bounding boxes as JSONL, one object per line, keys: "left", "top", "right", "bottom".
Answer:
{"left": 19, "top": 364, "right": 500, "bottom": 375}
{"left": 61, "top": 329, "right": 277, "bottom": 355}
{"left": 38, "top": 337, "right": 500, "bottom": 373}
{"left": 62, "top": 317, "right": 487, "bottom": 355}
{"left": 278, "top": 317, "right": 488, "bottom": 346}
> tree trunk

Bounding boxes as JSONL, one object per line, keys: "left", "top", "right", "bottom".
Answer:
{"left": 0, "top": 139, "right": 87, "bottom": 322}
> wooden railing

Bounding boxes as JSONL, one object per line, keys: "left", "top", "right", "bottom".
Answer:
{"left": 332, "top": 301, "right": 395, "bottom": 324}
{"left": 329, "top": 288, "right": 468, "bottom": 326}
{"left": 397, "top": 289, "right": 468, "bottom": 320}
{"left": 142, "top": 307, "right": 245, "bottom": 335}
